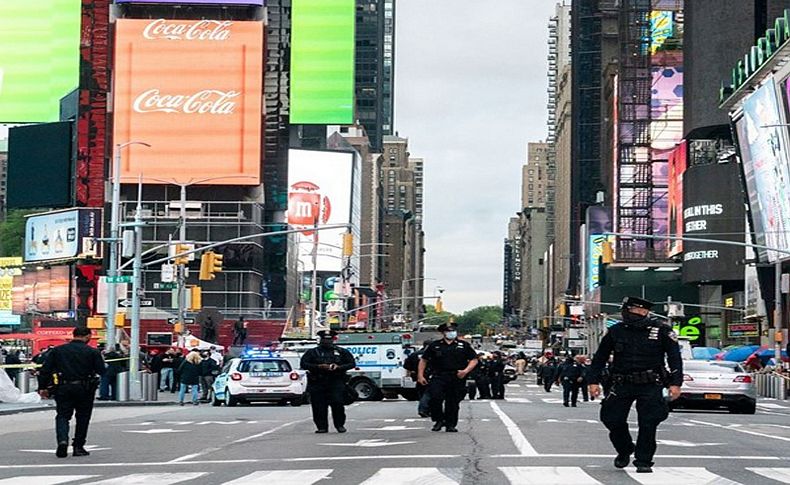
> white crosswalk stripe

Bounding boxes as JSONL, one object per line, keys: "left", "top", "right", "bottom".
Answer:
{"left": 504, "top": 397, "right": 532, "bottom": 403}
{"left": 747, "top": 468, "right": 790, "bottom": 483}
{"left": 222, "top": 470, "right": 333, "bottom": 485}
{"left": 626, "top": 467, "right": 741, "bottom": 485}
{"left": 757, "top": 402, "right": 789, "bottom": 409}
{"left": 84, "top": 473, "right": 207, "bottom": 485}
{"left": 359, "top": 468, "right": 460, "bottom": 484}
{"left": 0, "top": 476, "right": 98, "bottom": 485}
{"left": 499, "top": 466, "right": 602, "bottom": 484}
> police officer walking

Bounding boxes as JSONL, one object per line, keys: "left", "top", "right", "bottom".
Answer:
{"left": 417, "top": 323, "right": 478, "bottom": 432}
{"left": 488, "top": 351, "right": 507, "bottom": 400}
{"left": 587, "top": 297, "right": 683, "bottom": 473}
{"left": 558, "top": 355, "right": 583, "bottom": 407}
{"left": 37, "top": 327, "right": 105, "bottom": 458}
{"left": 300, "top": 330, "right": 356, "bottom": 434}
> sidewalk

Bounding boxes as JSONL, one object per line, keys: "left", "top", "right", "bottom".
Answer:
{"left": 0, "top": 389, "right": 181, "bottom": 416}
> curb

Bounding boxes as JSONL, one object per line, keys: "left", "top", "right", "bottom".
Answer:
{"left": 0, "top": 400, "right": 179, "bottom": 416}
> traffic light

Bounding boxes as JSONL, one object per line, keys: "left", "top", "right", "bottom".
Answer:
{"left": 602, "top": 240, "right": 614, "bottom": 264}
{"left": 199, "top": 251, "right": 224, "bottom": 280}
{"left": 435, "top": 298, "right": 443, "bottom": 313}
{"left": 189, "top": 286, "right": 202, "bottom": 310}
{"left": 174, "top": 243, "right": 190, "bottom": 265}
{"left": 342, "top": 233, "right": 354, "bottom": 257}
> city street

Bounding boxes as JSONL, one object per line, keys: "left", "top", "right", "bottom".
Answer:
{"left": 1, "top": 377, "right": 790, "bottom": 484}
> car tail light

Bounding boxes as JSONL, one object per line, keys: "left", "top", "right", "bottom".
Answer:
{"left": 683, "top": 374, "right": 693, "bottom": 382}
{"left": 289, "top": 372, "right": 300, "bottom": 381}
{"left": 401, "top": 333, "right": 412, "bottom": 340}
{"left": 230, "top": 372, "right": 242, "bottom": 381}
{"left": 733, "top": 375, "right": 752, "bottom": 383}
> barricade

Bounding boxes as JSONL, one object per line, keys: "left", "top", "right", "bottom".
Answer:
{"left": 754, "top": 372, "right": 789, "bottom": 400}
{"left": 116, "top": 371, "right": 129, "bottom": 402}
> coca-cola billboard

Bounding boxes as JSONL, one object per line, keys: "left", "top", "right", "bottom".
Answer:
{"left": 113, "top": 19, "right": 263, "bottom": 185}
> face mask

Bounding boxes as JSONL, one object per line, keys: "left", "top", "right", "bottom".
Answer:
{"left": 621, "top": 309, "right": 644, "bottom": 323}
{"left": 319, "top": 339, "right": 334, "bottom": 348}
{"left": 444, "top": 331, "right": 457, "bottom": 340}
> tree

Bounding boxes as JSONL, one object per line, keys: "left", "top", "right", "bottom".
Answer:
{"left": 0, "top": 210, "right": 33, "bottom": 257}
{"left": 420, "top": 304, "right": 454, "bottom": 327}
{"left": 455, "top": 305, "right": 503, "bottom": 334}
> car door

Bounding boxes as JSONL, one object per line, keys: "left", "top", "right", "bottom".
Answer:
{"left": 214, "top": 361, "right": 234, "bottom": 398}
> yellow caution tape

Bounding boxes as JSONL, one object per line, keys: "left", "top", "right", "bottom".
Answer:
{"left": 0, "top": 357, "right": 131, "bottom": 369}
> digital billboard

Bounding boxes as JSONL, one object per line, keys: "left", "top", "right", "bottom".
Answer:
{"left": 290, "top": 0, "right": 355, "bottom": 124}
{"left": 0, "top": 1, "right": 81, "bottom": 122}
{"left": 113, "top": 19, "right": 263, "bottom": 185}
{"left": 0, "top": 258, "right": 22, "bottom": 326}
{"left": 735, "top": 79, "right": 790, "bottom": 262}
{"left": 667, "top": 141, "right": 687, "bottom": 257}
{"left": 12, "top": 266, "right": 71, "bottom": 314}
{"left": 116, "top": 0, "right": 263, "bottom": 3}
{"left": 24, "top": 209, "right": 102, "bottom": 263}
{"left": 287, "top": 149, "right": 356, "bottom": 272}
{"left": 681, "top": 161, "right": 745, "bottom": 283}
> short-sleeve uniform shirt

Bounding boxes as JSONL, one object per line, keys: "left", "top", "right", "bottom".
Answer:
{"left": 421, "top": 339, "right": 478, "bottom": 373}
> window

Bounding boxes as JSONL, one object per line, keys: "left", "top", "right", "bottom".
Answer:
{"left": 237, "top": 359, "right": 292, "bottom": 373}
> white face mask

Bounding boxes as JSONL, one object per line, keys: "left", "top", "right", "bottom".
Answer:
{"left": 444, "top": 331, "right": 458, "bottom": 340}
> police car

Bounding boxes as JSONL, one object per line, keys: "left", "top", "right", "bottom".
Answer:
{"left": 210, "top": 349, "right": 307, "bottom": 407}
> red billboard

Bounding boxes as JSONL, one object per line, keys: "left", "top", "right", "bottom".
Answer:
{"left": 667, "top": 140, "right": 687, "bottom": 257}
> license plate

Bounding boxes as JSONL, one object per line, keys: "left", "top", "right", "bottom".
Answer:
{"left": 250, "top": 372, "right": 282, "bottom": 378}
{"left": 704, "top": 394, "right": 722, "bottom": 400}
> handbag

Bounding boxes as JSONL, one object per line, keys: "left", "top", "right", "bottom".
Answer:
{"left": 343, "top": 384, "right": 358, "bottom": 405}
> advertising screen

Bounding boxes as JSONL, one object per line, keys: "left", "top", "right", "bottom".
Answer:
{"left": 667, "top": 141, "right": 687, "bottom": 257}
{"left": 588, "top": 234, "right": 615, "bottom": 291}
{"left": 287, "top": 149, "right": 355, "bottom": 272}
{"left": 116, "top": 0, "right": 263, "bottom": 3}
{"left": 7, "top": 121, "right": 72, "bottom": 209}
{"left": 24, "top": 209, "right": 102, "bottom": 263}
{"left": 735, "top": 79, "right": 790, "bottom": 262}
{"left": 0, "top": 258, "right": 22, "bottom": 326}
{"left": 0, "top": 1, "right": 81, "bottom": 122}
{"left": 681, "top": 161, "right": 745, "bottom": 283}
{"left": 113, "top": 19, "right": 263, "bottom": 185}
{"left": 12, "top": 266, "right": 71, "bottom": 314}
{"left": 290, "top": 0, "right": 355, "bottom": 124}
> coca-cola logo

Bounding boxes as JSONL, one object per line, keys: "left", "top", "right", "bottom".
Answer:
{"left": 143, "top": 19, "right": 232, "bottom": 41}
{"left": 133, "top": 89, "right": 240, "bottom": 115}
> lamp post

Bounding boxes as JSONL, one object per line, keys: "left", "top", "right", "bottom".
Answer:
{"left": 400, "top": 277, "right": 436, "bottom": 323}
{"left": 106, "top": 141, "right": 150, "bottom": 348}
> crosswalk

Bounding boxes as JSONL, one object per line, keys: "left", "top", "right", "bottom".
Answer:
{"left": 0, "top": 467, "right": 788, "bottom": 484}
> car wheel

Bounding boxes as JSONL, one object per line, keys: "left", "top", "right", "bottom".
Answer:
{"left": 351, "top": 378, "right": 383, "bottom": 401}
{"left": 740, "top": 401, "right": 757, "bottom": 414}
{"left": 224, "top": 388, "right": 238, "bottom": 407}
{"left": 290, "top": 397, "right": 303, "bottom": 407}
{"left": 400, "top": 389, "right": 419, "bottom": 401}
{"left": 210, "top": 389, "right": 222, "bottom": 407}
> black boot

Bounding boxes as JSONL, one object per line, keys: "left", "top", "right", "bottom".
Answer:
{"left": 56, "top": 442, "right": 68, "bottom": 458}
{"left": 614, "top": 454, "right": 630, "bottom": 469}
{"left": 431, "top": 421, "right": 444, "bottom": 432}
{"left": 73, "top": 446, "right": 90, "bottom": 457}
{"left": 636, "top": 465, "right": 652, "bottom": 473}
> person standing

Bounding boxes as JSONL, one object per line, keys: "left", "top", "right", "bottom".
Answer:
{"left": 588, "top": 296, "right": 683, "bottom": 474}
{"left": 300, "top": 330, "right": 356, "bottom": 433}
{"left": 404, "top": 341, "right": 432, "bottom": 417}
{"left": 171, "top": 350, "right": 184, "bottom": 393}
{"left": 37, "top": 327, "right": 105, "bottom": 458}
{"left": 232, "top": 317, "right": 248, "bottom": 346}
{"left": 4, "top": 349, "right": 21, "bottom": 384}
{"left": 159, "top": 349, "right": 176, "bottom": 392}
{"left": 577, "top": 355, "right": 591, "bottom": 402}
{"left": 540, "top": 358, "right": 558, "bottom": 392}
{"left": 558, "top": 355, "right": 584, "bottom": 407}
{"left": 489, "top": 351, "right": 506, "bottom": 400}
{"left": 199, "top": 350, "right": 220, "bottom": 402}
{"left": 177, "top": 349, "right": 202, "bottom": 405}
{"left": 418, "top": 323, "right": 478, "bottom": 432}
{"left": 475, "top": 354, "right": 492, "bottom": 399}
{"left": 201, "top": 316, "right": 217, "bottom": 343}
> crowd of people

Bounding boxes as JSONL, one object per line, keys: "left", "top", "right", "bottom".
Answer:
{"left": 534, "top": 351, "right": 595, "bottom": 407}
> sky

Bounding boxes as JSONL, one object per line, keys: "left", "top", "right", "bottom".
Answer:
{"left": 395, "top": 0, "right": 557, "bottom": 314}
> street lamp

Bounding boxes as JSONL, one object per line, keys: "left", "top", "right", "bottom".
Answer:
{"left": 400, "top": 277, "right": 436, "bottom": 322}
{"left": 106, "top": 141, "right": 150, "bottom": 348}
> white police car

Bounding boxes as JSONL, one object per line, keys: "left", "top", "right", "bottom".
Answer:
{"left": 210, "top": 350, "right": 307, "bottom": 407}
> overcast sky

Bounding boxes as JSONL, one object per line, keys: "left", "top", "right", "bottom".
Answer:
{"left": 395, "top": 1, "right": 557, "bottom": 314}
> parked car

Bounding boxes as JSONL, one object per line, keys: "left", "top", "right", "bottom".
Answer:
{"left": 211, "top": 350, "right": 307, "bottom": 407}
{"left": 670, "top": 360, "right": 756, "bottom": 414}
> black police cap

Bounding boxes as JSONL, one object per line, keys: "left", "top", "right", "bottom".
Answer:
{"left": 437, "top": 323, "right": 457, "bottom": 332}
{"left": 621, "top": 296, "right": 653, "bottom": 311}
{"left": 317, "top": 330, "right": 338, "bottom": 338}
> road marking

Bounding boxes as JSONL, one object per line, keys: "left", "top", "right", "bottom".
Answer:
{"left": 20, "top": 445, "right": 111, "bottom": 454}
{"left": 232, "top": 418, "right": 311, "bottom": 444}
{"left": 499, "top": 466, "right": 601, "bottom": 484}
{"left": 747, "top": 467, "right": 790, "bottom": 483}
{"left": 284, "top": 455, "right": 460, "bottom": 462}
{"left": 123, "top": 429, "right": 189, "bottom": 434}
{"left": 357, "top": 426, "right": 424, "bottom": 431}
{"left": 0, "top": 476, "right": 97, "bottom": 485}
{"left": 318, "top": 439, "right": 416, "bottom": 448}
{"left": 505, "top": 398, "right": 532, "bottom": 403}
{"left": 84, "top": 473, "right": 207, "bottom": 484}
{"left": 542, "top": 398, "right": 564, "bottom": 404}
{"left": 490, "top": 401, "right": 538, "bottom": 456}
{"left": 359, "top": 467, "right": 459, "bottom": 484}
{"left": 507, "top": 384, "right": 521, "bottom": 388}
{"left": 757, "top": 403, "right": 789, "bottom": 409}
{"left": 222, "top": 470, "right": 332, "bottom": 485}
{"left": 626, "top": 467, "right": 741, "bottom": 484}
{"left": 656, "top": 440, "right": 724, "bottom": 447}
{"left": 689, "top": 419, "right": 790, "bottom": 443}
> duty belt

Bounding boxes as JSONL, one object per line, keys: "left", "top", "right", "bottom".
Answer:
{"left": 611, "top": 369, "right": 663, "bottom": 385}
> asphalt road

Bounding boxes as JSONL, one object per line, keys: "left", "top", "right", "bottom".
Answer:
{"left": 1, "top": 376, "right": 790, "bottom": 484}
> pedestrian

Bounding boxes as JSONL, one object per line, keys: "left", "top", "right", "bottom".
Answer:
{"left": 37, "top": 327, "right": 105, "bottom": 458}
{"left": 148, "top": 349, "right": 163, "bottom": 389}
{"left": 489, "top": 351, "right": 506, "bottom": 400}
{"left": 209, "top": 346, "right": 223, "bottom": 367}
{"left": 4, "top": 349, "right": 21, "bottom": 384}
{"left": 475, "top": 354, "right": 492, "bottom": 399}
{"left": 515, "top": 352, "right": 527, "bottom": 376}
{"left": 159, "top": 348, "right": 176, "bottom": 392}
{"left": 558, "top": 355, "right": 584, "bottom": 407}
{"left": 300, "top": 330, "right": 356, "bottom": 433}
{"left": 171, "top": 350, "right": 184, "bottom": 393}
{"left": 404, "top": 340, "right": 432, "bottom": 417}
{"left": 177, "top": 349, "right": 202, "bottom": 406}
{"left": 201, "top": 316, "right": 217, "bottom": 343}
{"left": 418, "top": 322, "right": 478, "bottom": 432}
{"left": 199, "top": 350, "right": 220, "bottom": 402}
{"left": 577, "top": 355, "right": 591, "bottom": 402}
{"left": 98, "top": 345, "right": 125, "bottom": 400}
{"left": 587, "top": 296, "right": 683, "bottom": 474}
{"left": 232, "top": 316, "right": 248, "bottom": 346}
{"left": 466, "top": 353, "right": 486, "bottom": 401}
{"left": 540, "top": 357, "right": 558, "bottom": 392}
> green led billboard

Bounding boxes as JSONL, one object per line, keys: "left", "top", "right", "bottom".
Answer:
{"left": 0, "top": 1, "right": 81, "bottom": 122}
{"left": 290, "top": 0, "right": 355, "bottom": 125}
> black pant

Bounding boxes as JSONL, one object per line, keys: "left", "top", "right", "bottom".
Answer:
{"left": 491, "top": 375, "right": 505, "bottom": 399}
{"left": 466, "top": 380, "right": 477, "bottom": 400}
{"left": 600, "top": 382, "right": 669, "bottom": 467}
{"left": 55, "top": 383, "right": 96, "bottom": 447}
{"left": 428, "top": 374, "right": 465, "bottom": 428}
{"left": 309, "top": 381, "right": 346, "bottom": 431}
{"left": 580, "top": 380, "right": 589, "bottom": 401}
{"left": 543, "top": 378, "right": 553, "bottom": 392}
{"left": 232, "top": 331, "right": 247, "bottom": 346}
{"left": 476, "top": 376, "right": 491, "bottom": 399}
{"left": 562, "top": 380, "right": 579, "bottom": 405}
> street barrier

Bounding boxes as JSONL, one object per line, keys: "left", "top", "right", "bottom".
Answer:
{"left": 16, "top": 372, "right": 36, "bottom": 394}
{"left": 754, "top": 373, "right": 789, "bottom": 400}
{"left": 140, "top": 373, "right": 158, "bottom": 401}
{"left": 116, "top": 371, "right": 129, "bottom": 402}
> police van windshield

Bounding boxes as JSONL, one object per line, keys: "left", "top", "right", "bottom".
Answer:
{"left": 238, "top": 360, "right": 292, "bottom": 373}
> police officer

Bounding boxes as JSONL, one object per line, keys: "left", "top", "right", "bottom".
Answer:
{"left": 558, "top": 355, "right": 583, "bottom": 407}
{"left": 488, "top": 351, "right": 506, "bottom": 400}
{"left": 37, "top": 326, "right": 105, "bottom": 458}
{"left": 417, "top": 322, "right": 478, "bottom": 432}
{"left": 587, "top": 297, "right": 683, "bottom": 474}
{"left": 300, "top": 330, "right": 356, "bottom": 434}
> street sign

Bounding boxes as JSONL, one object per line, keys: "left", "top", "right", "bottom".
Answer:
{"left": 106, "top": 275, "right": 133, "bottom": 284}
{"left": 167, "top": 317, "right": 195, "bottom": 325}
{"left": 161, "top": 264, "right": 176, "bottom": 283}
{"left": 118, "top": 298, "right": 154, "bottom": 308}
{"left": 153, "top": 282, "right": 177, "bottom": 290}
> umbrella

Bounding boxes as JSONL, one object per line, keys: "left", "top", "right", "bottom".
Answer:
{"left": 755, "top": 347, "right": 789, "bottom": 361}
{"left": 721, "top": 345, "right": 761, "bottom": 362}
{"left": 692, "top": 347, "right": 721, "bottom": 360}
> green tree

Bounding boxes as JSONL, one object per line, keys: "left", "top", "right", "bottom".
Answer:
{"left": 0, "top": 210, "right": 33, "bottom": 257}
{"left": 420, "top": 304, "right": 454, "bottom": 327}
{"left": 455, "top": 305, "right": 503, "bottom": 334}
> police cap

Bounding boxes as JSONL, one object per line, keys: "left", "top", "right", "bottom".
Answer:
{"left": 621, "top": 296, "right": 653, "bottom": 311}
{"left": 317, "top": 330, "right": 338, "bottom": 339}
{"left": 437, "top": 323, "right": 457, "bottom": 332}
